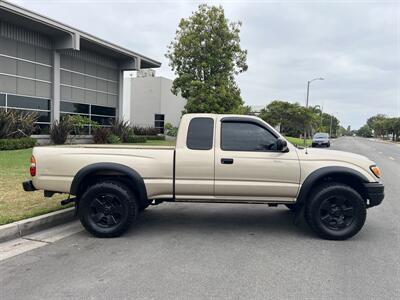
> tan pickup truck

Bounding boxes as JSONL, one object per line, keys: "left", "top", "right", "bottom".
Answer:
{"left": 23, "top": 114, "right": 384, "bottom": 240}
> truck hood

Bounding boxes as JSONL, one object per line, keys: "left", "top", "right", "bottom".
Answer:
{"left": 295, "top": 147, "right": 376, "bottom": 174}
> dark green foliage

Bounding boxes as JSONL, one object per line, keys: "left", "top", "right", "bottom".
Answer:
{"left": 110, "top": 120, "right": 131, "bottom": 142}
{"left": 0, "top": 137, "right": 36, "bottom": 150}
{"left": 259, "top": 101, "right": 340, "bottom": 137}
{"left": 364, "top": 114, "right": 400, "bottom": 141}
{"left": 92, "top": 127, "right": 112, "bottom": 144}
{"left": 166, "top": 4, "right": 248, "bottom": 114}
{"left": 164, "top": 123, "right": 178, "bottom": 137}
{"left": 50, "top": 118, "right": 72, "bottom": 145}
{"left": 145, "top": 135, "right": 165, "bottom": 141}
{"left": 132, "top": 126, "right": 159, "bottom": 136}
{"left": 107, "top": 134, "right": 121, "bottom": 144}
{"left": 357, "top": 125, "right": 373, "bottom": 138}
{"left": 127, "top": 135, "right": 147, "bottom": 143}
{"left": 0, "top": 109, "right": 38, "bottom": 139}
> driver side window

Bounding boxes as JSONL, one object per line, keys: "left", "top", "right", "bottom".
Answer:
{"left": 221, "top": 121, "right": 278, "bottom": 151}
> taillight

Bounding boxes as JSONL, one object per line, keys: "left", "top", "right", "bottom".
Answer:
{"left": 30, "top": 155, "right": 36, "bottom": 177}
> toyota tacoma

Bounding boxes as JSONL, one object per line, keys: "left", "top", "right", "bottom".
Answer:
{"left": 23, "top": 114, "right": 384, "bottom": 240}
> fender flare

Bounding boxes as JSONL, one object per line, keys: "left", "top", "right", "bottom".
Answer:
{"left": 70, "top": 162, "right": 148, "bottom": 203}
{"left": 296, "top": 166, "right": 369, "bottom": 204}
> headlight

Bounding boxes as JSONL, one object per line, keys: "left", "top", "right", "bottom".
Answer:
{"left": 370, "top": 165, "right": 381, "bottom": 178}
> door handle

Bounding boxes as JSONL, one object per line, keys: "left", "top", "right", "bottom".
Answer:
{"left": 221, "top": 158, "right": 234, "bottom": 164}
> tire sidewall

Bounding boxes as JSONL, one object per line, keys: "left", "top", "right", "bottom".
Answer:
{"left": 306, "top": 184, "right": 366, "bottom": 240}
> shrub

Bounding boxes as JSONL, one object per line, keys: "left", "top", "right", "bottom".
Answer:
{"left": 164, "top": 123, "right": 178, "bottom": 137}
{"left": 132, "top": 126, "right": 159, "bottom": 136}
{"left": 50, "top": 118, "right": 72, "bottom": 145}
{"left": 110, "top": 120, "right": 131, "bottom": 142}
{"left": 0, "top": 109, "right": 38, "bottom": 139}
{"left": 67, "top": 115, "right": 99, "bottom": 135}
{"left": 145, "top": 135, "right": 165, "bottom": 140}
{"left": 92, "top": 127, "right": 111, "bottom": 144}
{"left": 127, "top": 135, "right": 147, "bottom": 143}
{"left": 0, "top": 137, "right": 36, "bottom": 150}
{"left": 107, "top": 134, "right": 121, "bottom": 144}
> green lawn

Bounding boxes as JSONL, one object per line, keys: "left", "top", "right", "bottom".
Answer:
{"left": 285, "top": 136, "right": 312, "bottom": 147}
{"left": 0, "top": 139, "right": 175, "bottom": 225}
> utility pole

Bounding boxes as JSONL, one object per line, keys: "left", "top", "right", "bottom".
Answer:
{"left": 304, "top": 77, "right": 324, "bottom": 146}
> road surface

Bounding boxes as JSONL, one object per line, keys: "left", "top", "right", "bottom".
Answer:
{"left": 0, "top": 137, "right": 399, "bottom": 299}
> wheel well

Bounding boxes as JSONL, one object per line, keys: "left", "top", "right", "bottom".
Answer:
{"left": 299, "top": 172, "right": 368, "bottom": 204}
{"left": 74, "top": 171, "right": 148, "bottom": 207}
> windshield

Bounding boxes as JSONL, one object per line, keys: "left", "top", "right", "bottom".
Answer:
{"left": 314, "top": 133, "right": 329, "bottom": 139}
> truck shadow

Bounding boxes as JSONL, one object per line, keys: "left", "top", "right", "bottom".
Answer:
{"left": 127, "top": 203, "right": 315, "bottom": 239}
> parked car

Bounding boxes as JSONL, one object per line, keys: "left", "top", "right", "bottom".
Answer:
{"left": 312, "top": 132, "right": 330, "bottom": 147}
{"left": 23, "top": 114, "right": 384, "bottom": 240}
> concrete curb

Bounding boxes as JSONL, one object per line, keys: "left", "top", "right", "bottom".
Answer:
{"left": 0, "top": 207, "right": 76, "bottom": 243}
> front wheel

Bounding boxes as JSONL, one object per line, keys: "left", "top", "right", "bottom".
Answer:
{"left": 79, "top": 181, "right": 138, "bottom": 238}
{"left": 305, "top": 183, "right": 366, "bottom": 240}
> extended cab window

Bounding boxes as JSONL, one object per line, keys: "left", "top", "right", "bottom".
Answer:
{"left": 187, "top": 117, "right": 214, "bottom": 150}
{"left": 221, "top": 121, "right": 278, "bottom": 151}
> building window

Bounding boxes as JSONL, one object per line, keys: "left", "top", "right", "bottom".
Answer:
{"left": 0, "top": 93, "right": 51, "bottom": 134}
{"left": 155, "top": 114, "right": 165, "bottom": 134}
{"left": 60, "top": 101, "right": 116, "bottom": 134}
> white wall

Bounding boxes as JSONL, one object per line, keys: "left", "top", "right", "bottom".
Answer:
{"left": 127, "top": 76, "right": 186, "bottom": 128}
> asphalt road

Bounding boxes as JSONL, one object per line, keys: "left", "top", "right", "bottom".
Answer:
{"left": 0, "top": 137, "right": 399, "bottom": 300}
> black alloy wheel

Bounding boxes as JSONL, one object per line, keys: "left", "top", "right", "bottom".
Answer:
{"left": 79, "top": 181, "right": 138, "bottom": 238}
{"left": 305, "top": 183, "right": 366, "bottom": 240}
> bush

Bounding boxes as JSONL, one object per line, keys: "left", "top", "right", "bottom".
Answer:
{"left": 145, "top": 135, "right": 165, "bottom": 140}
{"left": 164, "top": 123, "right": 178, "bottom": 137}
{"left": 127, "top": 135, "right": 147, "bottom": 143}
{"left": 110, "top": 120, "right": 131, "bottom": 142}
{"left": 132, "top": 126, "right": 159, "bottom": 136}
{"left": 0, "top": 109, "right": 38, "bottom": 139}
{"left": 92, "top": 127, "right": 111, "bottom": 144}
{"left": 107, "top": 134, "right": 121, "bottom": 144}
{"left": 50, "top": 118, "right": 72, "bottom": 145}
{"left": 0, "top": 137, "right": 36, "bottom": 150}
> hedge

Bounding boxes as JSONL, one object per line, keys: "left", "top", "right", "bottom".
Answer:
{"left": 0, "top": 137, "right": 37, "bottom": 150}
{"left": 145, "top": 135, "right": 165, "bottom": 141}
{"left": 127, "top": 136, "right": 147, "bottom": 143}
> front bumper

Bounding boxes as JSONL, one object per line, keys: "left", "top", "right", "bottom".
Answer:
{"left": 364, "top": 182, "right": 384, "bottom": 208}
{"left": 23, "top": 180, "right": 37, "bottom": 192}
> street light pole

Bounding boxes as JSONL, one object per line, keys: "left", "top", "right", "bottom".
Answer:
{"left": 304, "top": 77, "right": 324, "bottom": 146}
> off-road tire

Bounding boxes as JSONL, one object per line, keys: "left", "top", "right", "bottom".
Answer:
{"left": 79, "top": 180, "right": 138, "bottom": 238}
{"left": 305, "top": 183, "right": 366, "bottom": 240}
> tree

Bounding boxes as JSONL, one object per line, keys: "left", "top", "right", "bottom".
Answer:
{"left": 357, "top": 124, "right": 373, "bottom": 137}
{"left": 166, "top": 4, "right": 248, "bottom": 114}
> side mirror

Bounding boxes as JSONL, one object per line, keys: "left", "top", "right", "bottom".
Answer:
{"left": 277, "top": 138, "right": 289, "bottom": 152}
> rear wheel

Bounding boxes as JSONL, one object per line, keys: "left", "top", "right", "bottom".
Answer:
{"left": 305, "top": 183, "right": 366, "bottom": 240}
{"left": 285, "top": 203, "right": 299, "bottom": 212}
{"left": 79, "top": 181, "right": 138, "bottom": 238}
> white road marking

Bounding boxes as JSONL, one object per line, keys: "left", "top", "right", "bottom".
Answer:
{"left": 379, "top": 152, "right": 383, "bottom": 154}
{"left": 389, "top": 156, "right": 395, "bottom": 161}
{"left": 0, "top": 221, "right": 82, "bottom": 262}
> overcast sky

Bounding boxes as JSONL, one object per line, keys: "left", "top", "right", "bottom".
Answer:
{"left": 11, "top": 0, "right": 399, "bottom": 129}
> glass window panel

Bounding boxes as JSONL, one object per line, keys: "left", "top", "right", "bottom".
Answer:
{"left": 9, "top": 109, "right": 50, "bottom": 123}
{"left": 7, "top": 95, "right": 50, "bottom": 110}
{"left": 60, "top": 101, "right": 89, "bottom": 114}
{"left": 0, "top": 94, "right": 5, "bottom": 106}
{"left": 155, "top": 114, "right": 165, "bottom": 121}
{"left": 186, "top": 118, "right": 214, "bottom": 150}
{"left": 91, "top": 115, "right": 115, "bottom": 126}
{"left": 91, "top": 105, "right": 115, "bottom": 116}
{"left": 221, "top": 122, "right": 278, "bottom": 151}
{"left": 155, "top": 121, "right": 164, "bottom": 128}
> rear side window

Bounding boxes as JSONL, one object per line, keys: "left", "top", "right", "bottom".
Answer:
{"left": 186, "top": 117, "right": 214, "bottom": 150}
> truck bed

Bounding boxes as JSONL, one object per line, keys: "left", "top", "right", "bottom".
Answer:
{"left": 32, "top": 144, "right": 175, "bottom": 199}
